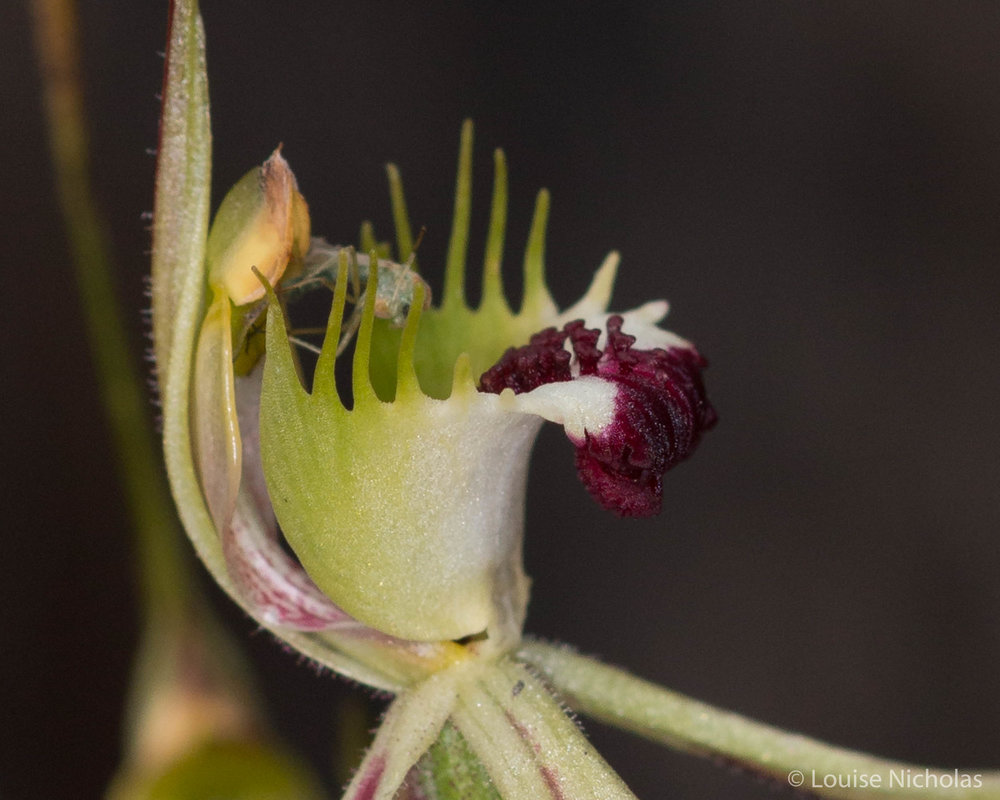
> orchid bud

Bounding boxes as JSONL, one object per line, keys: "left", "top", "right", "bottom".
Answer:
{"left": 206, "top": 147, "right": 310, "bottom": 306}
{"left": 193, "top": 148, "right": 310, "bottom": 535}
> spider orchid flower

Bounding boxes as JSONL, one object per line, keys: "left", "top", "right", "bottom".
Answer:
{"left": 187, "top": 123, "right": 714, "bottom": 666}
{"left": 169, "top": 125, "right": 713, "bottom": 796}
{"left": 155, "top": 9, "right": 716, "bottom": 771}
{"left": 148, "top": 8, "right": 1000, "bottom": 797}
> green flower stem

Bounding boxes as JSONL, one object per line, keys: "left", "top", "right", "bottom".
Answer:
{"left": 520, "top": 640, "right": 1000, "bottom": 800}
{"left": 31, "top": 0, "right": 191, "bottom": 622}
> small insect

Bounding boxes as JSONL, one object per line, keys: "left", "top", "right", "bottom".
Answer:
{"left": 285, "top": 236, "right": 432, "bottom": 355}
{"left": 233, "top": 235, "right": 433, "bottom": 370}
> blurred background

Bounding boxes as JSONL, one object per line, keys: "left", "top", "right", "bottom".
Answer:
{"left": 4, "top": 2, "right": 1000, "bottom": 797}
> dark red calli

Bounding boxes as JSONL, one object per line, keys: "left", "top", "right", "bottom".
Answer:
{"left": 480, "top": 316, "right": 716, "bottom": 517}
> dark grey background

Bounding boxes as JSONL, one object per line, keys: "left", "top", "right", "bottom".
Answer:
{"left": 4, "top": 2, "right": 1000, "bottom": 798}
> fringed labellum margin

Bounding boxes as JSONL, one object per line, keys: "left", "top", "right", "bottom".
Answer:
{"left": 480, "top": 316, "right": 716, "bottom": 517}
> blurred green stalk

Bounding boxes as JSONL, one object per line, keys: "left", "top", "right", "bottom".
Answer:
{"left": 30, "top": 6, "right": 337, "bottom": 797}
{"left": 31, "top": 0, "right": 190, "bottom": 623}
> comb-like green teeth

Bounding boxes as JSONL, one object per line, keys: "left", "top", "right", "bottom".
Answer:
{"left": 359, "top": 221, "right": 393, "bottom": 260}
{"left": 359, "top": 220, "right": 378, "bottom": 255}
{"left": 386, "top": 163, "right": 416, "bottom": 267}
{"left": 450, "top": 352, "right": 478, "bottom": 401}
{"left": 521, "top": 189, "right": 556, "bottom": 318}
{"left": 352, "top": 253, "right": 380, "bottom": 406}
{"left": 567, "top": 251, "right": 619, "bottom": 318}
{"left": 311, "top": 252, "right": 351, "bottom": 401}
{"left": 480, "top": 149, "right": 509, "bottom": 313}
{"left": 443, "top": 120, "right": 474, "bottom": 309}
{"left": 262, "top": 274, "right": 301, "bottom": 385}
{"left": 395, "top": 281, "right": 426, "bottom": 401}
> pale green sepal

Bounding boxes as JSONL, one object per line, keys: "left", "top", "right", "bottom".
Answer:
{"left": 448, "top": 662, "right": 635, "bottom": 800}
{"left": 152, "top": 0, "right": 233, "bottom": 637}
{"left": 453, "top": 660, "right": 637, "bottom": 800}
{"left": 153, "top": 0, "right": 217, "bottom": 595}
{"left": 450, "top": 692, "right": 551, "bottom": 799}
{"left": 150, "top": 0, "right": 210, "bottom": 380}
{"left": 192, "top": 290, "right": 241, "bottom": 532}
{"left": 151, "top": 0, "right": 231, "bottom": 635}
{"left": 341, "top": 668, "right": 463, "bottom": 800}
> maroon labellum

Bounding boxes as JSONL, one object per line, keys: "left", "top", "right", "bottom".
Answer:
{"left": 480, "top": 316, "right": 716, "bottom": 517}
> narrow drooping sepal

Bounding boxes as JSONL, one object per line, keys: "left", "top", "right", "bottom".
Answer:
{"left": 480, "top": 316, "right": 716, "bottom": 517}
{"left": 341, "top": 669, "right": 461, "bottom": 800}
{"left": 451, "top": 660, "right": 639, "bottom": 800}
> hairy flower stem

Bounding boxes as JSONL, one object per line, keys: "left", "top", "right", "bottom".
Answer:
{"left": 520, "top": 640, "right": 1000, "bottom": 800}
